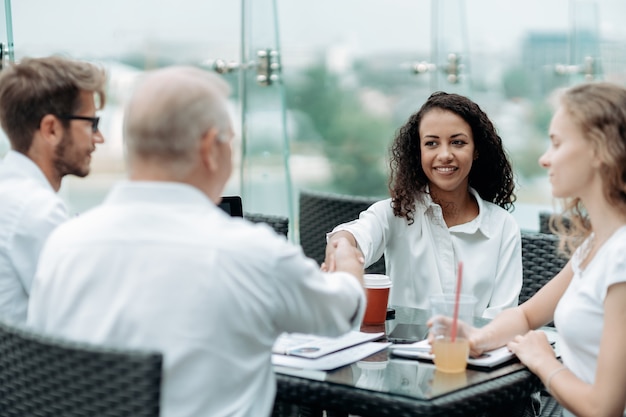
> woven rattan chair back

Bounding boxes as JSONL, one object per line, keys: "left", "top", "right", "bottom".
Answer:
{"left": 538, "top": 212, "right": 553, "bottom": 235}
{"left": 245, "top": 212, "right": 290, "bottom": 238}
{"left": 299, "top": 190, "right": 386, "bottom": 274}
{"left": 520, "top": 231, "right": 569, "bottom": 306}
{"left": 538, "top": 211, "right": 572, "bottom": 235}
{"left": 0, "top": 319, "right": 163, "bottom": 417}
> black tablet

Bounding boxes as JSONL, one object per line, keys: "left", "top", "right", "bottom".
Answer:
{"left": 218, "top": 196, "right": 243, "bottom": 217}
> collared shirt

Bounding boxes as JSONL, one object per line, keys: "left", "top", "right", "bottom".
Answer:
{"left": 0, "top": 150, "right": 68, "bottom": 323}
{"left": 555, "top": 226, "right": 626, "bottom": 417}
{"left": 330, "top": 188, "right": 522, "bottom": 318}
{"left": 27, "top": 181, "right": 365, "bottom": 417}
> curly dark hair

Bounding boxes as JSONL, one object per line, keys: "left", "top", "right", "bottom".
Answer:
{"left": 388, "top": 91, "right": 516, "bottom": 223}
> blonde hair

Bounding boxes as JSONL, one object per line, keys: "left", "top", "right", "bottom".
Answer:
{"left": 551, "top": 82, "right": 626, "bottom": 255}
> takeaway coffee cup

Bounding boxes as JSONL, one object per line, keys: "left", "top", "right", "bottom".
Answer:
{"left": 362, "top": 274, "right": 392, "bottom": 325}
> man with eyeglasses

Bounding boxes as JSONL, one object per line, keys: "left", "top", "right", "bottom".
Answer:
{"left": 0, "top": 55, "right": 106, "bottom": 324}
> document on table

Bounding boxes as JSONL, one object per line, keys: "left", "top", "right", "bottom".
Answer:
{"left": 272, "top": 330, "right": 384, "bottom": 358}
{"left": 272, "top": 330, "right": 390, "bottom": 371}
{"left": 389, "top": 339, "right": 517, "bottom": 369}
{"left": 388, "top": 330, "right": 559, "bottom": 370}
{"left": 273, "top": 341, "right": 391, "bottom": 371}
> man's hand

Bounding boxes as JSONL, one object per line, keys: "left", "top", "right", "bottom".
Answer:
{"left": 323, "top": 237, "right": 365, "bottom": 286}
{"left": 323, "top": 231, "right": 363, "bottom": 272}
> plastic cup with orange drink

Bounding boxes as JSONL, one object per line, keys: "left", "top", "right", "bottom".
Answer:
{"left": 429, "top": 293, "right": 477, "bottom": 373}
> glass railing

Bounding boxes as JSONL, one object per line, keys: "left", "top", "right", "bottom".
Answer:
{"left": 2, "top": 0, "right": 625, "bottom": 235}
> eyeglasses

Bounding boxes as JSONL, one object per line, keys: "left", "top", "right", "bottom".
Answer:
{"left": 57, "top": 115, "right": 100, "bottom": 133}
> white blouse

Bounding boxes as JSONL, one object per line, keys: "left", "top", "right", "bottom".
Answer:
{"left": 329, "top": 188, "right": 522, "bottom": 318}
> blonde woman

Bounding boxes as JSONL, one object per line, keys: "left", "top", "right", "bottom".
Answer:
{"left": 465, "top": 82, "right": 626, "bottom": 417}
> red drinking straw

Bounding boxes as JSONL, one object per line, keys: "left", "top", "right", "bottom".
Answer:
{"left": 450, "top": 261, "right": 463, "bottom": 343}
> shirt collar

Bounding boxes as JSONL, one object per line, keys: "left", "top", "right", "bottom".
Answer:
{"left": 105, "top": 181, "right": 216, "bottom": 208}
{"left": 422, "top": 186, "right": 493, "bottom": 238}
{"left": 1, "top": 150, "right": 55, "bottom": 192}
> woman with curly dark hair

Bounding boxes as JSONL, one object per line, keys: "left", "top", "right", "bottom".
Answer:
{"left": 325, "top": 92, "right": 522, "bottom": 318}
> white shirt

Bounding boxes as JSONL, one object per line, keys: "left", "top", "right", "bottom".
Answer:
{"left": 27, "top": 181, "right": 365, "bottom": 417}
{"left": 329, "top": 188, "right": 522, "bottom": 318}
{"left": 554, "top": 226, "right": 626, "bottom": 417}
{"left": 0, "top": 150, "right": 68, "bottom": 323}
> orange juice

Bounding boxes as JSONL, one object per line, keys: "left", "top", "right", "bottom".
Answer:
{"left": 432, "top": 337, "right": 469, "bottom": 373}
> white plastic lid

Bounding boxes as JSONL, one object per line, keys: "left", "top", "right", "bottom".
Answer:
{"left": 363, "top": 274, "right": 392, "bottom": 289}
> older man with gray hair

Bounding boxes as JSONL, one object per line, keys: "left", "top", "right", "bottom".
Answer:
{"left": 27, "top": 66, "right": 366, "bottom": 417}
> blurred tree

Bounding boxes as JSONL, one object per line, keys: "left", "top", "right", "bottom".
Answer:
{"left": 502, "top": 67, "right": 533, "bottom": 100}
{"left": 512, "top": 100, "right": 554, "bottom": 179}
{"left": 531, "top": 100, "right": 553, "bottom": 135}
{"left": 286, "top": 64, "right": 391, "bottom": 196}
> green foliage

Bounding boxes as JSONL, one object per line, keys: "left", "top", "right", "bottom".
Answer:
{"left": 510, "top": 100, "right": 554, "bottom": 180}
{"left": 512, "top": 134, "right": 548, "bottom": 179}
{"left": 286, "top": 64, "right": 392, "bottom": 196}
{"left": 531, "top": 100, "right": 554, "bottom": 135}
{"left": 502, "top": 67, "right": 533, "bottom": 100}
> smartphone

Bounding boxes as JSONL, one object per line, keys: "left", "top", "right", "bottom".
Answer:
{"left": 387, "top": 323, "right": 430, "bottom": 344}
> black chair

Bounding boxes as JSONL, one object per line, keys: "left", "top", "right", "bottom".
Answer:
{"left": 520, "top": 231, "right": 568, "bottom": 416}
{"left": 298, "top": 189, "right": 386, "bottom": 274}
{"left": 538, "top": 394, "right": 564, "bottom": 417}
{"left": 0, "top": 319, "right": 163, "bottom": 417}
{"left": 538, "top": 212, "right": 553, "bottom": 234}
{"left": 245, "top": 212, "right": 290, "bottom": 238}
{"left": 538, "top": 211, "right": 572, "bottom": 235}
{"left": 520, "top": 231, "right": 569, "bottom": 306}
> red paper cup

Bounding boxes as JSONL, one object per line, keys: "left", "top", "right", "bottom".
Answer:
{"left": 363, "top": 274, "right": 392, "bottom": 324}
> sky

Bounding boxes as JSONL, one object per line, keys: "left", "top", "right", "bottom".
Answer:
{"left": 3, "top": 0, "right": 626, "bottom": 62}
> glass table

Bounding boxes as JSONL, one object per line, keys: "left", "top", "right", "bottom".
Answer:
{"left": 273, "top": 306, "right": 553, "bottom": 417}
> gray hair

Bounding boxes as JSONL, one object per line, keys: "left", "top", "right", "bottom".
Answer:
{"left": 123, "top": 66, "right": 232, "bottom": 177}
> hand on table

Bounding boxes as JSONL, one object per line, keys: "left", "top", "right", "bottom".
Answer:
{"left": 507, "top": 330, "right": 556, "bottom": 373}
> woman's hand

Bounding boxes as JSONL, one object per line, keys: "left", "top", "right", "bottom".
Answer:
{"left": 426, "top": 315, "right": 488, "bottom": 357}
{"left": 506, "top": 330, "right": 556, "bottom": 373}
{"left": 323, "top": 231, "right": 362, "bottom": 272}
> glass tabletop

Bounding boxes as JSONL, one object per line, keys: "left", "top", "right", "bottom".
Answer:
{"left": 315, "top": 305, "right": 553, "bottom": 400}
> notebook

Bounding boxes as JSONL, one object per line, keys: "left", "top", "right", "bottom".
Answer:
{"left": 389, "top": 334, "right": 557, "bottom": 370}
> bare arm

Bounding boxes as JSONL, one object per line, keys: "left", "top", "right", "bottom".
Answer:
{"left": 506, "top": 282, "right": 626, "bottom": 417}
{"left": 469, "top": 261, "right": 573, "bottom": 354}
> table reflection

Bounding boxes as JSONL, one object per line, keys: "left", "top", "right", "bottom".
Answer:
{"left": 323, "top": 305, "right": 532, "bottom": 400}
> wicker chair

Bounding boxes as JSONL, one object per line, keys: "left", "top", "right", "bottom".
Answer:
{"left": 0, "top": 319, "right": 162, "bottom": 417}
{"left": 298, "top": 189, "right": 386, "bottom": 274}
{"left": 538, "top": 211, "right": 573, "bottom": 235}
{"left": 520, "top": 231, "right": 569, "bottom": 306}
{"left": 520, "top": 231, "right": 568, "bottom": 416}
{"left": 245, "top": 212, "right": 290, "bottom": 238}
